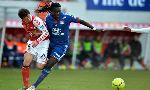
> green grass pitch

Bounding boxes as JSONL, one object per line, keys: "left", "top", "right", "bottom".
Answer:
{"left": 0, "top": 68, "right": 150, "bottom": 90}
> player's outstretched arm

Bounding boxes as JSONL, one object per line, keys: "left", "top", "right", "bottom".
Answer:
{"left": 78, "top": 19, "right": 103, "bottom": 31}
{"left": 123, "top": 26, "right": 150, "bottom": 33}
{"left": 78, "top": 19, "right": 95, "bottom": 30}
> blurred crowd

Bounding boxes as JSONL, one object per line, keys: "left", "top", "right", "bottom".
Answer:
{"left": 2, "top": 32, "right": 148, "bottom": 70}
{"left": 65, "top": 34, "right": 148, "bottom": 70}
{"left": 2, "top": 34, "right": 27, "bottom": 68}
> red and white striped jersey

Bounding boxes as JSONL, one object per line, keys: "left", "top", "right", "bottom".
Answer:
{"left": 22, "top": 15, "right": 49, "bottom": 43}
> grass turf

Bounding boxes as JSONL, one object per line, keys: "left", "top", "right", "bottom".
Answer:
{"left": 0, "top": 68, "right": 150, "bottom": 90}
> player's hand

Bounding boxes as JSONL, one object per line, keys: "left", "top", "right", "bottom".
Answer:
{"left": 92, "top": 27, "right": 97, "bottom": 31}
{"left": 93, "top": 27, "right": 104, "bottom": 32}
{"left": 123, "top": 27, "right": 131, "bottom": 32}
{"left": 99, "top": 29, "right": 105, "bottom": 31}
{"left": 32, "top": 41, "right": 39, "bottom": 48}
{"left": 37, "top": 5, "right": 50, "bottom": 13}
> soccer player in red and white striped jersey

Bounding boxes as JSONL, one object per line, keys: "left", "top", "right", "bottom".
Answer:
{"left": 18, "top": 8, "right": 49, "bottom": 90}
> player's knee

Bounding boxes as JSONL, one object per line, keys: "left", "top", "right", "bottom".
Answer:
{"left": 23, "top": 61, "right": 30, "bottom": 66}
{"left": 23, "top": 52, "right": 33, "bottom": 66}
{"left": 24, "top": 52, "right": 33, "bottom": 58}
{"left": 36, "top": 64, "right": 45, "bottom": 70}
{"left": 45, "top": 57, "right": 59, "bottom": 68}
{"left": 23, "top": 59, "right": 32, "bottom": 66}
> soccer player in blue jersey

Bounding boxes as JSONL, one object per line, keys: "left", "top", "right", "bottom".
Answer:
{"left": 27, "top": 3, "right": 98, "bottom": 90}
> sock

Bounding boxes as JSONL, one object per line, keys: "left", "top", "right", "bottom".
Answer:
{"left": 33, "top": 68, "right": 51, "bottom": 88}
{"left": 22, "top": 66, "right": 30, "bottom": 88}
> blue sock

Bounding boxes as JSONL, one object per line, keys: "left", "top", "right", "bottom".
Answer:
{"left": 33, "top": 68, "right": 51, "bottom": 88}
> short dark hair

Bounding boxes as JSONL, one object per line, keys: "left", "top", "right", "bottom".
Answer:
{"left": 50, "top": 2, "right": 61, "bottom": 11}
{"left": 18, "top": 8, "right": 30, "bottom": 19}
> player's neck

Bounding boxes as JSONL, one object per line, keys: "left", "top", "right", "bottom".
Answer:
{"left": 54, "top": 18, "right": 59, "bottom": 23}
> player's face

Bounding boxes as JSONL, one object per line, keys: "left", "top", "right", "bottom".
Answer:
{"left": 22, "top": 14, "right": 32, "bottom": 22}
{"left": 51, "top": 7, "right": 61, "bottom": 20}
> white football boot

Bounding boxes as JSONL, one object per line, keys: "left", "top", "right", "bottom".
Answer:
{"left": 26, "top": 86, "right": 35, "bottom": 90}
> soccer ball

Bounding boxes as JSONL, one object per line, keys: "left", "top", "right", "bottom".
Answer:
{"left": 112, "top": 78, "right": 125, "bottom": 90}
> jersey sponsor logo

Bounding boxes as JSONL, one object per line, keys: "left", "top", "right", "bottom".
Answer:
{"left": 60, "top": 21, "right": 64, "bottom": 25}
{"left": 52, "top": 28, "right": 62, "bottom": 36}
{"left": 37, "top": 32, "right": 48, "bottom": 42}
{"left": 34, "top": 19, "right": 40, "bottom": 26}
{"left": 40, "top": 25, "right": 45, "bottom": 30}
{"left": 60, "top": 33, "right": 64, "bottom": 35}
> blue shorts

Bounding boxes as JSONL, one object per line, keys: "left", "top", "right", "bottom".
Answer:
{"left": 47, "top": 45, "right": 69, "bottom": 61}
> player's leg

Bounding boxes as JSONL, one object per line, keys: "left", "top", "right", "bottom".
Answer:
{"left": 29, "top": 45, "right": 68, "bottom": 89}
{"left": 26, "top": 56, "right": 58, "bottom": 90}
{"left": 118, "top": 55, "right": 125, "bottom": 70}
{"left": 22, "top": 52, "right": 33, "bottom": 89}
{"left": 31, "top": 57, "right": 58, "bottom": 88}
{"left": 34, "top": 39, "right": 50, "bottom": 70}
{"left": 20, "top": 40, "right": 35, "bottom": 90}
{"left": 137, "top": 57, "right": 148, "bottom": 70}
{"left": 99, "top": 50, "right": 110, "bottom": 69}
{"left": 130, "top": 56, "right": 134, "bottom": 69}
{"left": 36, "top": 63, "right": 46, "bottom": 70}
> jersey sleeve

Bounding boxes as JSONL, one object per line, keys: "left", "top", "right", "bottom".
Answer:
{"left": 131, "top": 27, "right": 150, "bottom": 33}
{"left": 67, "top": 14, "right": 79, "bottom": 23}
{"left": 33, "top": 16, "right": 49, "bottom": 43}
{"left": 33, "top": 16, "right": 47, "bottom": 31}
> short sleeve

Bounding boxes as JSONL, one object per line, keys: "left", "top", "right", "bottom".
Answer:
{"left": 66, "top": 14, "right": 79, "bottom": 23}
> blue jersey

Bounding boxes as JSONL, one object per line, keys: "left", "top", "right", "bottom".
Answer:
{"left": 46, "top": 12, "right": 78, "bottom": 46}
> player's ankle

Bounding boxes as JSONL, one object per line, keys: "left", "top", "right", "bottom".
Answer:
{"left": 32, "top": 84, "right": 36, "bottom": 88}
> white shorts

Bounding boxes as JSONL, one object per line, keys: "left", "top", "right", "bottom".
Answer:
{"left": 26, "top": 39, "right": 50, "bottom": 64}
